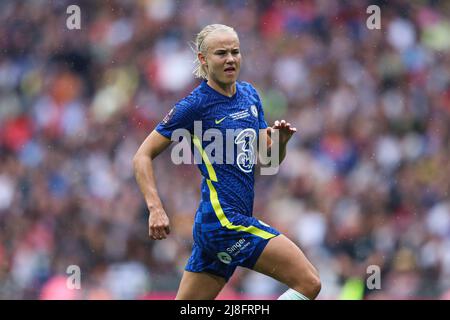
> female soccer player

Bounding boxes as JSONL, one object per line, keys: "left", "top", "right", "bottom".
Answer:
{"left": 133, "top": 24, "right": 321, "bottom": 300}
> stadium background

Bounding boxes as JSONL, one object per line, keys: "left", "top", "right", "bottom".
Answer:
{"left": 1, "top": 0, "right": 450, "bottom": 299}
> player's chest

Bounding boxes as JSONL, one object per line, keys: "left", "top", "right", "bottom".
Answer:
{"left": 200, "top": 101, "right": 260, "bottom": 131}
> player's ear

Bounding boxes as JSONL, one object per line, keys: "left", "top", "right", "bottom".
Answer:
{"left": 198, "top": 52, "right": 207, "bottom": 67}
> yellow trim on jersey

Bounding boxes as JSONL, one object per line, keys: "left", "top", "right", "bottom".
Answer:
{"left": 206, "top": 179, "right": 276, "bottom": 239}
{"left": 192, "top": 134, "right": 218, "bottom": 182}
{"left": 191, "top": 134, "right": 276, "bottom": 240}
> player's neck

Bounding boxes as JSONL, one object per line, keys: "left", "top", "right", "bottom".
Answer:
{"left": 207, "top": 79, "right": 236, "bottom": 97}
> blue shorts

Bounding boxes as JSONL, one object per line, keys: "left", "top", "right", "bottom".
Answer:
{"left": 185, "top": 212, "right": 281, "bottom": 281}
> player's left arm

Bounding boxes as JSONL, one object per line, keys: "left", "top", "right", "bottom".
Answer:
{"left": 259, "top": 119, "right": 297, "bottom": 166}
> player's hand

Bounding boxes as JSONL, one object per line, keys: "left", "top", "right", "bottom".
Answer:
{"left": 148, "top": 207, "right": 170, "bottom": 240}
{"left": 270, "top": 120, "right": 297, "bottom": 145}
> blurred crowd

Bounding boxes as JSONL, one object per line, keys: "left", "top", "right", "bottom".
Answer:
{"left": 1, "top": 0, "right": 450, "bottom": 299}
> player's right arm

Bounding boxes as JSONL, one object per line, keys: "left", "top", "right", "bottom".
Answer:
{"left": 133, "top": 130, "right": 172, "bottom": 240}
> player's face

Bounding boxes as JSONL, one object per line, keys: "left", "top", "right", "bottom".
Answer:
{"left": 202, "top": 31, "right": 241, "bottom": 87}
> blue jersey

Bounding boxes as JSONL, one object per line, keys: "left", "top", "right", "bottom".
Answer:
{"left": 156, "top": 80, "right": 267, "bottom": 224}
{"left": 155, "top": 80, "right": 280, "bottom": 281}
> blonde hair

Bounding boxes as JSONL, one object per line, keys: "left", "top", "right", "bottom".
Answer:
{"left": 192, "top": 24, "right": 238, "bottom": 79}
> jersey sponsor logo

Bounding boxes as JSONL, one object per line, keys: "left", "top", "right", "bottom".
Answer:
{"left": 226, "top": 238, "right": 251, "bottom": 256}
{"left": 217, "top": 252, "right": 232, "bottom": 264}
{"left": 250, "top": 105, "right": 258, "bottom": 118}
{"left": 215, "top": 116, "right": 227, "bottom": 125}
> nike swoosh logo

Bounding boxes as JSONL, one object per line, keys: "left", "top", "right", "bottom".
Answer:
{"left": 215, "top": 116, "right": 227, "bottom": 124}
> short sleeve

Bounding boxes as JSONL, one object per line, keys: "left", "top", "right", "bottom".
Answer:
{"left": 155, "top": 95, "right": 199, "bottom": 139}
{"left": 251, "top": 86, "right": 268, "bottom": 129}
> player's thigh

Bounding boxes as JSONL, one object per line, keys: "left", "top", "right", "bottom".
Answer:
{"left": 176, "top": 271, "right": 226, "bottom": 300}
{"left": 253, "top": 234, "right": 319, "bottom": 287}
